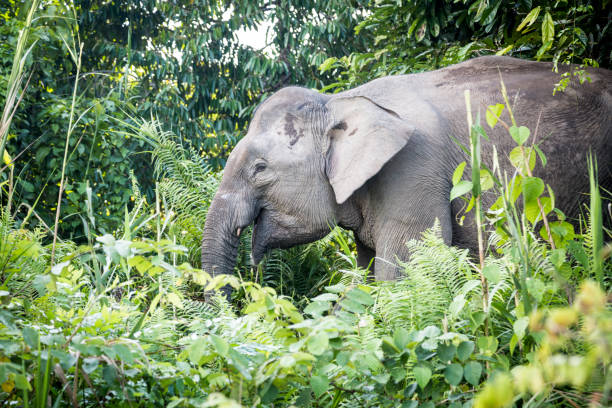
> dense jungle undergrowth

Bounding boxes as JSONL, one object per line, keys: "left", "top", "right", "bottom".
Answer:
{"left": 0, "top": 1, "right": 611, "bottom": 407}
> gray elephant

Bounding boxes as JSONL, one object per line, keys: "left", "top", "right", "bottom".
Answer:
{"left": 201, "top": 56, "right": 612, "bottom": 284}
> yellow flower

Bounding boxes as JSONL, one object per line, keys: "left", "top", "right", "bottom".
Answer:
{"left": 1, "top": 379, "right": 14, "bottom": 393}
{"left": 3, "top": 149, "right": 12, "bottom": 168}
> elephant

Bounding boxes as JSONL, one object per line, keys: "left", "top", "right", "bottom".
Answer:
{"left": 201, "top": 55, "right": 612, "bottom": 285}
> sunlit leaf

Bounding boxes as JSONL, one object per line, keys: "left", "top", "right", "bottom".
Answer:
{"left": 414, "top": 365, "right": 432, "bottom": 389}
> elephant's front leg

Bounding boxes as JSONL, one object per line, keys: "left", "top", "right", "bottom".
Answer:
{"left": 374, "top": 239, "right": 406, "bottom": 280}
{"left": 372, "top": 211, "right": 454, "bottom": 281}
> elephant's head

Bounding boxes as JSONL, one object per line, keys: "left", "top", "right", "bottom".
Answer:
{"left": 201, "top": 86, "right": 416, "bottom": 281}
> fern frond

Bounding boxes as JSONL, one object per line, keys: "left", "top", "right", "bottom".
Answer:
{"left": 374, "top": 221, "right": 472, "bottom": 331}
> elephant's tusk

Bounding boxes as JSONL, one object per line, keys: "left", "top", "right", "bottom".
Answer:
{"left": 236, "top": 227, "right": 242, "bottom": 236}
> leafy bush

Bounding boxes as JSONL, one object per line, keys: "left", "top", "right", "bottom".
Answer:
{"left": 0, "top": 207, "right": 608, "bottom": 406}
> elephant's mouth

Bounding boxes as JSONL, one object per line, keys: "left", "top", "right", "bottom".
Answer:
{"left": 250, "top": 209, "right": 266, "bottom": 265}
{"left": 250, "top": 208, "right": 311, "bottom": 266}
{"left": 250, "top": 208, "right": 291, "bottom": 265}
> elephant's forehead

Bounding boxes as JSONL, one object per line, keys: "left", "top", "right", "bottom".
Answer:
{"left": 249, "top": 86, "right": 327, "bottom": 131}
{"left": 247, "top": 111, "right": 306, "bottom": 146}
{"left": 250, "top": 101, "right": 300, "bottom": 133}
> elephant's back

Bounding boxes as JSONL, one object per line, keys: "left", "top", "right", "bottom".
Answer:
{"left": 341, "top": 56, "right": 612, "bottom": 224}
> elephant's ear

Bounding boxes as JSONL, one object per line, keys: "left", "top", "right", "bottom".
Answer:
{"left": 324, "top": 96, "right": 416, "bottom": 204}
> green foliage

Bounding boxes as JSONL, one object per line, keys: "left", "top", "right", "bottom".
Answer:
{"left": 320, "top": 0, "right": 611, "bottom": 91}
{"left": 0, "top": 204, "right": 608, "bottom": 406}
{"left": 1, "top": 0, "right": 369, "bottom": 237}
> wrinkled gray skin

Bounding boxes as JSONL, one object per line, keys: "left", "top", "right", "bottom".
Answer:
{"left": 201, "top": 56, "right": 612, "bottom": 287}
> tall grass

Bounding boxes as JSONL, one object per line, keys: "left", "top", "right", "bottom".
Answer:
{"left": 50, "top": 4, "right": 87, "bottom": 265}
{"left": 0, "top": 0, "right": 39, "bottom": 163}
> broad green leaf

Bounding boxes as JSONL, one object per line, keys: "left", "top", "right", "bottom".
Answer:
{"left": 13, "top": 374, "right": 31, "bottom": 391}
{"left": 311, "top": 375, "right": 329, "bottom": 397}
{"left": 522, "top": 177, "right": 545, "bottom": 204}
{"left": 449, "top": 294, "right": 466, "bottom": 317}
{"left": 486, "top": 104, "right": 504, "bottom": 128}
{"left": 110, "top": 344, "right": 133, "bottom": 364}
{"left": 414, "top": 365, "right": 432, "bottom": 389}
{"left": 452, "top": 161, "right": 467, "bottom": 186}
{"left": 304, "top": 300, "right": 330, "bottom": 317}
{"left": 228, "top": 348, "right": 252, "bottom": 380}
{"left": 549, "top": 248, "right": 566, "bottom": 269}
{"left": 51, "top": 350, "right": 77, "bottom": 370}
{"left": 444, "top": 363, "right": 463, "bottom": 386}
{"left": 346, "top": 287, "right": 374, "bottom": 306}
{"left": 404, "top": 383, "right": 418, "bottom": 398}
{"left": 437, "top": 343, "right": 456, "bottom": 362}
{"left": 311, "top": 293, "right": 338, "bottom": 302}
{"left": 261, "top": 383, "right": 278, "bottom": 404}
{"left": 382, "top": 336, "right": 400, "bottom": 355}
{"left": 516, "top": 7, "right": 541, "bottom": 31}
{"left": 536, "top": 40, "right": 553, "bottom": 59}
{"left": 82, "top": 357, "right": 99, "bottom": 374}
{"left": 480, "top": 168, "right": 495, "bottom": 191}
{"left": 421, "top": 326, "right": 442, "bottom": 339}
{"left": 464, "top": 361, "right": 482, "bottom": 386}
{"left": 340, "top": 298, "right": 366, "bottom": 314}
{"left": 22, "top": 326, "right": 39, "bottom": 348}
{"left": 360, "top": 351, "right": 384, "bottom": 372}
{"left": 477, "top": 336, "right": 499, "bottom": 356}
{"left": 526, "top": 196, "right": 552, "bottom": 224}
{"left": 187, "top": 338, "right": 208, "bottom": 366}
{"left": 209, "top": 334, "right": 229, "bottom": 357}
{"left": 509, "top": 333, "right": 519, "bottom": 356}
{"left": 373, "top": 373, "right": 390, "bottom": 384}
{"left": 390, "top": 367, "right": 406, "bottom": 382}
{"left": 470, "top": 311, "right": 487, "bottom": 328}
{"left": 513, "top": 316, "right": 529, "bottom": 341}
{"left": 550, "top": 221, "right": 575, "bottom": 240}
{"left": 450, "top": 180, "right": 473, "bottom": 200}
{"left": 393, "top": 328, "right": 412, "bottom": 350}
{"left": 509, "top": 146, "right": 536, "bottom": 173}
{"left": 542, "top": 12, "right": 554, "bottom": 44}
{"left": 103, "top": 365, "right": 118, "bottom": 386}
{"left": 509, "top": 125, "right": 530, "bottom": 145}
{"left": 307, "top": 334, "right": 329, "bottom": 356}
{"left": 324, "top": 283, "right": 346, "bottom": 293}
{"left": 482, "top": 264, "right": 501, "bottom": 284}
{"left": 526, "top": 278, "right": 546, "bottom": 302}
{"left": 534, "top": 144, "right": 547, "bottom": 167}
{"left": 457, "top": 341, "right": 475, "bottom": 362}
{"left": 292, "top": 352, "right": 316, "bottom": 363}
{"left": 336, "top": 351, "right": 350, "bottom": 366}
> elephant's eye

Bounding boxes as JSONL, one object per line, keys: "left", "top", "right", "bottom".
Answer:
{"left": 253, "top": 162, "right": 267, "bottom": 174}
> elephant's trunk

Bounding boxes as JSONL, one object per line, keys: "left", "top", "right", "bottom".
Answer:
{"left": 201, "top": 192, "right": 255, "bottom": 296}
{"left": 201, "top": 196, "right": 241, "bottom": 288}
